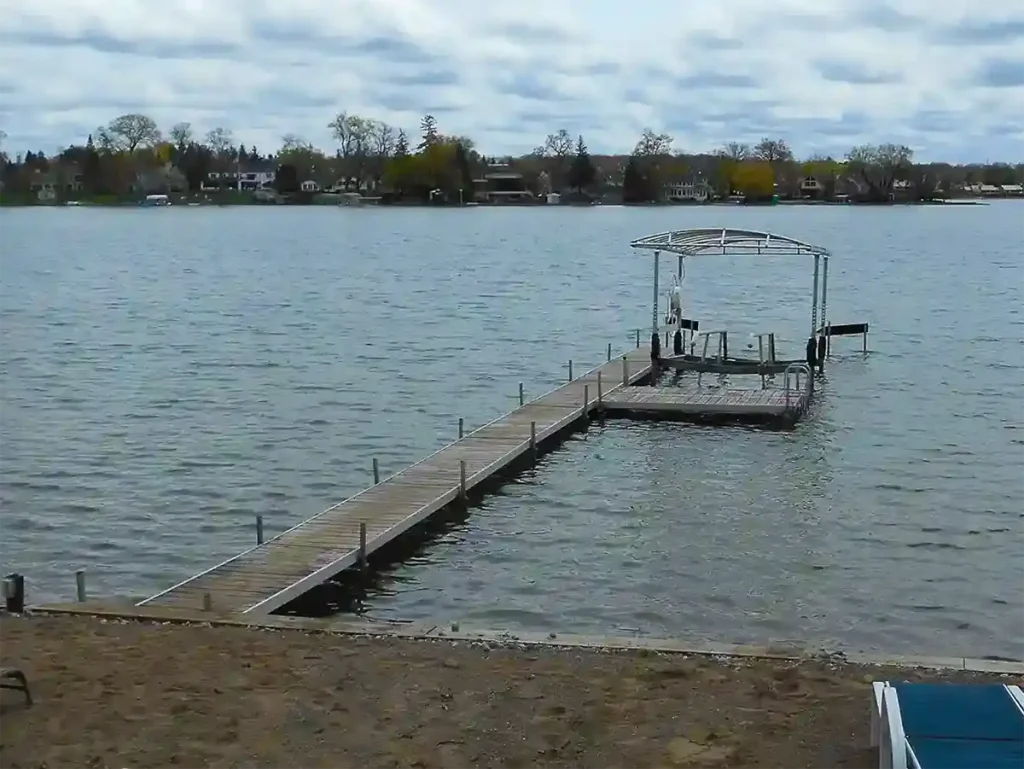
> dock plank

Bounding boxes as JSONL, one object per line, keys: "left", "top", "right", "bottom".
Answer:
{"left": 139, "top": 346, "right": 656, "bottom": 616}
{"left": 601, "top": 383, "right": 811, "bottom": 419}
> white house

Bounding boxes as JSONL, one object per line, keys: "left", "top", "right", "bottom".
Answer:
{"left": 300, "top": 180, "right": 320, "bottom": 192}
{"left": 204, "top": 161, "right": 276, "bottom": 191}
{"left": 665, "top": 180, "right": 713, "bottom": 202}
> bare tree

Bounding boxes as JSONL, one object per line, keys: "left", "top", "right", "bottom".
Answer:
{"left": 718, "top": 142, "right": 751, "bottom": 161}
{"left": 204, "top": 127, "right": 234, "bottom": 156}
{"left": 540, "top": 129, "right": 573, "bottom": 158}
{"left": 846, "top": 143, "right": 913, "bottom": 201}
{"left": 169, "top": 122, "right": 194, "bottom": 147}
{"left": 753, "top": 137, "right": 793, "bottom": 163}
{"left": 99, "top": 113, "right": 161, "bottom": 153}
{"left": 328, "top": 112, "right": 377, "bottom": 187}
{"left": 280, "top": 134, "right": 313, "bottom": 154}
{"left": 633, "top": 128, "right": 673, "bottom": 157}
{"left": 367, "top": 121, "right": 396, "bottom": 187}
{"left": 370, "top": 121, "right": 395, "bottom": 158}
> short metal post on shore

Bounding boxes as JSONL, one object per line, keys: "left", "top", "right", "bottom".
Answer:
{"left": 256, "top": 514, "right": 264, "bottom": 545}
{"left": 597, "top": 371, "right": 603, "bottom": 409}
{"left": 372, "top": 457, "right": 380, "bottom": 485}
{"left": 582, "top": 384, "right": 589, "bottom": 419}
{"left": 636, "top": 329, "right": 640, "bottom": 347}
{"left": 518, "top": 382, "right": 524, "bottom": 407}
{"left": 459, "top": 459, "right": 467, "bottom": 502}
{"left": 622, "top": 355, "right": 629, "bottom": 386}
{"left": 529, "top": 421, "right": 537, "bottom": 463}
{"left": 607, "top": 342, "right": 612, "bottom": 362}
{"left": 458, "top": 417, "right": 464, "bottom": 440}
{"left": 202, "top": 592, "right": 212, "bottom": 612}
{"left": 75, "top": 569, "right": 86, "bottom": 602}
{"left": 568, "top": 359, "right": 573, "bottom": 381}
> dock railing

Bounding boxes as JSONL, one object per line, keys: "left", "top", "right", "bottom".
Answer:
{"left": 783, "top": 363, "right": 812, "bottom": 414}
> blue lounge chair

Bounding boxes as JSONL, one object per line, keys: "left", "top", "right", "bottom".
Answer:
{"left": 871, "top": 681, "right": 1024, "bottom": 768}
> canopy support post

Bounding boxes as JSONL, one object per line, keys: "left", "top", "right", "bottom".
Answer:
{"left": 650, "top": 250, "right": 661, "bottom": 361}
{"left": 810, "top": 253, "right": 820, "bottom": 337}
{"left": 820, "top": 256, "right": 829, "bottom": 355}
{"left": 651, "top": 250, "right": 660, "bottom": 336}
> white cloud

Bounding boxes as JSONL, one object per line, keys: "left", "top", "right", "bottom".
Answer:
{"left": 0, "top": 0, "right": 1022, "bottom": 161}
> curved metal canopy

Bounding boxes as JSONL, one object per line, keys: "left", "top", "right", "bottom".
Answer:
{"left": 630, "top": 228, "right": 831, "bottom": 258}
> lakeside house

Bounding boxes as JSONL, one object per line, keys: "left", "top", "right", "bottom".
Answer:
{"left": 204, "top": 160, "right": 276, "bottom": 191}
{"left": 473, "top": 161, "right": 532, "bottom": 203}
{"left": 664, "top": 178, "right": 714, "bottom": 202}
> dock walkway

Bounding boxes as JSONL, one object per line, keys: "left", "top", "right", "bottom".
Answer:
{"left": 139, "top": 347, "right": 656, "bottom": 616}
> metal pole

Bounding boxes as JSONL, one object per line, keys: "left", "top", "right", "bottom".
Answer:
{"left": 75, "top": 570, "right": 86, "bottom": 602}
{"left": 652, "top": 250, "right": 660, "bottom": 335}
{"left": 606, "top": 342, "right": 611, "bottom": 361}
{"left": 458, "top": 417, "right": 464, "bottom": 439}
{"left": 256, "top": 514, "right": 264, "bottom": 545}
{"left": 810, "top": 253, "right": 820, "bottom": 336}
{"left": 372, "top": 457, "right": 380, "bottom": 484}
{"left": 518, "top": 382, "right": 524, "bottom": 407}
{"left": 678, "top": 254, "right": 683, "bottom": 280}
{"left": 820, "top": 256, "right": 829, "bottom": 343}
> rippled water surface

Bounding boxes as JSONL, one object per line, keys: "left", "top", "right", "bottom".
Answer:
{"left": 1, "top": 203, "right": 1022, "bottom": 658}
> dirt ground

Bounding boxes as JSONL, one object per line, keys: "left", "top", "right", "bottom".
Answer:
{"left": 0, "top": 615, "right": 1017, "bottom": 769}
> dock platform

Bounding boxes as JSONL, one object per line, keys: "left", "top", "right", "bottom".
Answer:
{"left": 137, "top": 347, "right": 657, "bottom": 617}
{"left": 602, "top": 381, "right": 812, "bottom": 424}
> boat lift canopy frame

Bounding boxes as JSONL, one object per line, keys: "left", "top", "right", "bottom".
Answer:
{"left": 629, "top": 228, "right": 831, "bottom": 341}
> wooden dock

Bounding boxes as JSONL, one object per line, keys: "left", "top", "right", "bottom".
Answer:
{"left": 601, "top": 382, "right": 812, "bottom": 423}
{"left": 138, "top": 347, "right": 657, "bottom": 617}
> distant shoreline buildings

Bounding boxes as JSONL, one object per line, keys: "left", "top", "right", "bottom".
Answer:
{"left": 1, "top": 112, "right": 1022, "bottom": 206}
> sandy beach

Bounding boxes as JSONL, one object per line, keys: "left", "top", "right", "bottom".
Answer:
{"left": 1, "top": 614, "right": 1018, "bottom": 768}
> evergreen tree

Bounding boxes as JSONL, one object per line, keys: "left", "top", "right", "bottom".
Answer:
{"left": 622, "top": 156, "right": 645, "bottom": 202}
{"left": 394, "top": 129, "right": 409, "bottom": 157}
{"left": 567, "top": 135, "right": 596, "bottom": 193}
{"left": 418, "top": 115, "right": 438, "bottom": 150}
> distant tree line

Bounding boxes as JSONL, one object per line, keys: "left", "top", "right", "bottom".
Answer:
{"left": 1, "top": 112, "right": 1021, "bottom": 204}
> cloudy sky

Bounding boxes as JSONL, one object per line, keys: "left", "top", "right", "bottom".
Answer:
{"left": 1, "top": 0, "right": 1022, "bottom": 162}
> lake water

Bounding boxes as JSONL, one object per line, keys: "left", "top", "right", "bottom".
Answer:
{"left": 1, "top": 203, "right": 1021, "bottom": 659}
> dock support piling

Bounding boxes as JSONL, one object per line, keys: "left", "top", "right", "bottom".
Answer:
{"left": 202, "top": 592, "right": 212, "bottom": 612}
{"left": 75, "top": 569, "right": 86, "bottom": 602}
{"left": 459, "top": 459, "right": 467, "bottom": 502}
{"left": 622, "top": 355, "right": 629, "bottom": 386}
{"left": 458, "top": 417, "right": 464, "bottom": 440}
{"left": 518, "top": 382, "right": 524, "bottom": 407}
{"left": 358, "top": 522, "right": 367, "bottom": 571}
{"left": 568, "top": 359, "right": 573, "bottom": 381}
{"left": 607, "top": 342, "right": 611, "bottom": 362}
{"left": 583, "top": 385, "right": 589, "bottom": 419}
{"left": 635, "top": 328, "right": 640, "bottom": 348}
{"left": 529, "top": 421, "right": 537, "bottom": 462}
{"left": 256, "top": 514, "right": 264, "bottom": 545}
{"left": 597, "top": 371, "right": 603, "bottom": 408}
{"left": 372, "top": 457, "right": 380, "bottom": 485}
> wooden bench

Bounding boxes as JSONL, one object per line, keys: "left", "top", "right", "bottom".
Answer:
{"left": 0, "top": 668, "right": 31, "bottom": 705}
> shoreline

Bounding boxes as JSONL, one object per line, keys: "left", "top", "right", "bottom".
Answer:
{"left": 2, "top": 613, "right": 1021, "bottom": 768}
{"left": 0, "top": 198, "right": 1005, "bottom": 209}
{"left": 26, "top": 601, "right": 1024, "bottom": 673}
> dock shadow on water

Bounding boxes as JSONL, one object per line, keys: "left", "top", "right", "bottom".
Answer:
{"left": 272, "top": 426, "right": 582, "bottom": 619}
